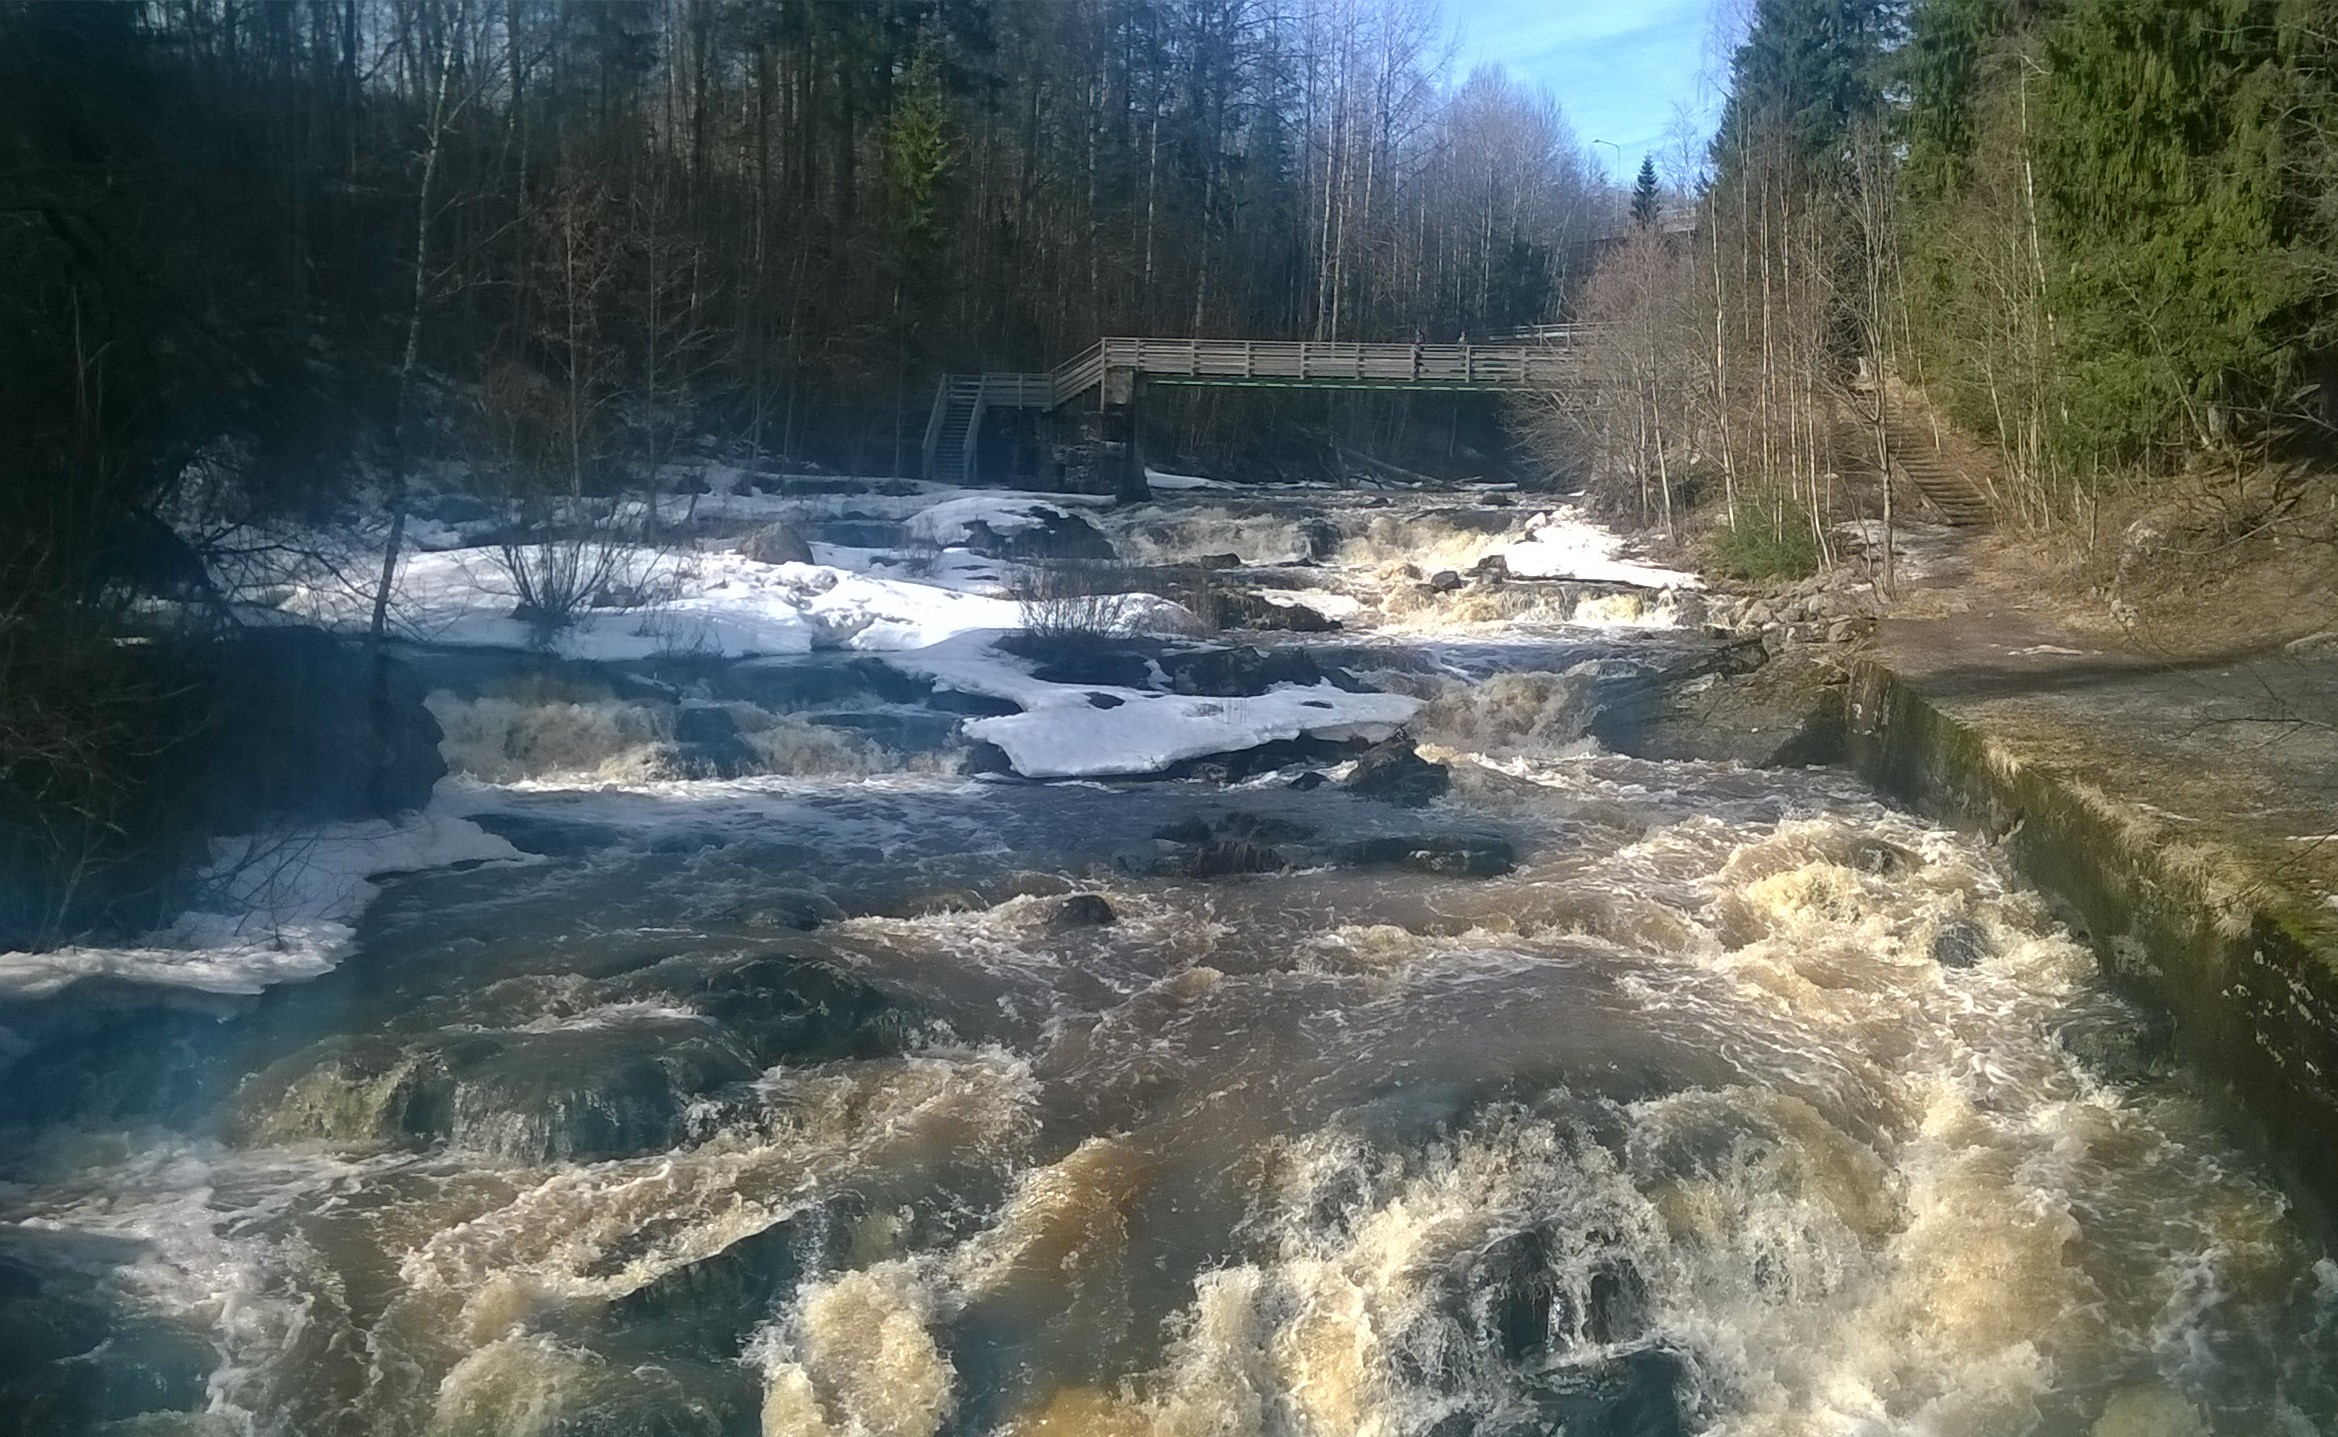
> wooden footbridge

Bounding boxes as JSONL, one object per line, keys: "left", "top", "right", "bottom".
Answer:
{"left": 923, "top": 330, "right": 1596, "bottom": 484}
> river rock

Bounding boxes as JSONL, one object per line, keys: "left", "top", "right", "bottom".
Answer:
{"left": 1047, "top": 893, "right": 1118, "bottom": 930}
{"left": 1297, "top": 517, "right": 1343, "bottom": 562}
{"left": 1427, "top": 569, "right": 1464, "bottom": 592}
{"left": 739, "top": 522, "right": 814, "bottom": 565}
{"left": 665, "top": 703, "right": 759, "bottom": 778}
{"left": 1172, "top": 839, "right": 1286, "bottom": 877}
{"left": 444, "top": 1026, "right": 757, "bottom": 1163}
{"left": 1153, "top": 816, "right": 1216, "bottom": 844}
{"left": 1931, "top": 920, "right": 1988, "bottom": 968}
{"left": 964, "top": 510, "right": 1117, "bottom": 563}
{"left": 1339, "top": 834, "right": 1515, "bottom": 877}
{"left": 1215, "top": 590, "right": 1340, "bottom": 632}
{"left": 1342, "top": 737, "right": 1449, "bottom": 807}
{"left": 1164, "top": 644, "right": 1323, "bottom": 696}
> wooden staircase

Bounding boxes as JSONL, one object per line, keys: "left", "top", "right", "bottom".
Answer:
{"left": 921, "top": 376, "right": 987, "bottom": 486}
{"left": 1882, "top": 408, "right": 1998, "bottom": 528}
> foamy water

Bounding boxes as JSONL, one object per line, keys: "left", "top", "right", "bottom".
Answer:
{"left": 2, "top": 489, "right": 2331, "bottom": 1436}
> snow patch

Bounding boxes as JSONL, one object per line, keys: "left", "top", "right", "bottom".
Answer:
{"left": 1256, "top": 589, "right": 1365, "bottom": 621}
{"left": 1143, "top": 467, "right": 1233, "bottom": 491}
{"left": 0, "top": 815, "right": 532, "bottom": 997}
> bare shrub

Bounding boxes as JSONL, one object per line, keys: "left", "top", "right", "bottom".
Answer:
{"left": 1014, "top": 561, "right": 1132, "bottom": 642}
{"left": 498, "top": 537, "right": 644, "bottom": 632}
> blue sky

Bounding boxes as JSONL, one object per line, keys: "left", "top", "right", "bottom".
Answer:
{"left": 1446, "top": 1, "right": 1728, "bottom": 185}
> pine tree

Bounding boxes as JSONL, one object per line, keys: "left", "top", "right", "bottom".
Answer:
{"left": 1632, "top": 155, "right": 1662, "bottom": 228}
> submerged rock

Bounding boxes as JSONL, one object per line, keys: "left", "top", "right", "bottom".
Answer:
{"left": 1526, "top": 1346, "right": 1691, "bottom": 1437}
{"left": 445, "top": 1028, "right": 757, "bottom": 1163}
{"left": 1153, "top": 816, "right": 1216, "bottom": 844}
{"left": 1339, "top": 833, "right": 1515, "bottom": 877}
{"left": 1343, "top": 736, "right": 1450, "bottom": 806}
{"left": 1172, "top": 839, "right": 1287, "bottom": 878}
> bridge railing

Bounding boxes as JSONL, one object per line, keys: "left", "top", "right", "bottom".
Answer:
{"left": 1090, "top": 337, "right": 1587, "bottom": 390}
{"left": 959, "top": 331, "right": 1603, "bottom": 415}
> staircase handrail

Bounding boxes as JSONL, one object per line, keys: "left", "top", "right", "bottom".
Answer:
{"left": 1047, "top": 341, "right": 1106, "bottom": 408}
{"left": 921, "top": 375, "right": 954, "bottom": 479}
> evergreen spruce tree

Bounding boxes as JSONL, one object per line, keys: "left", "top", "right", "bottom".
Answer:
{"left": 1632, "top": 156, "right": 1662, "bottom": 228}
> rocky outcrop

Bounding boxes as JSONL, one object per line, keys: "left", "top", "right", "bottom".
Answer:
{"left": 1342, "top": 736, "right": 1449, "bottom": 807}
{"left": 739, "top": 522, "right": 815, "bottom": 565}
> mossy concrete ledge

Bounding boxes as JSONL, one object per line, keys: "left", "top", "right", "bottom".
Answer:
{"left": 1846, "top": 655, "right": 2338, "bottom": 1217}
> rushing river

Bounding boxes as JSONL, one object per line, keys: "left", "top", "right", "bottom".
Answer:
{"left": 3, "top": 490, "right": 2334, "bottom": 1437}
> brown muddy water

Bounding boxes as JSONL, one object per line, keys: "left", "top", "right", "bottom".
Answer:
{"left": 3, "top": 541, "right": 2335, "bottom": 1437}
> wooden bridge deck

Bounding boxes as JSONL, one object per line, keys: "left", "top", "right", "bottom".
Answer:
{"left": 924, "top": 331, "right": 1594, "bottom": 481}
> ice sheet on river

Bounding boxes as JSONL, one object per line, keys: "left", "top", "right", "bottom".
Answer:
{"left": 0, "top": 813, "right": 530, "bottom": 997}
{"left": 892, "top": 636, "right": 1422, "bottom": 779}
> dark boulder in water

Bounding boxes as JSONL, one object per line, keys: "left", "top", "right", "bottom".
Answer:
{"left": 1930, "top": 919, "right": 1988, "bottom": 968}
{"left": 1153, "top": 816, "right": 1216, "bottom": 844}
{"left": 224, "top": 1033, "right": 456, "bottom": 1148}
{"left": 960, "top": 510, "right": 1117, "bottom": 563}
{"left": 2054, "top": 1000, "right": 2177, "bottom": 1087}
{"left": 1173, "top": 839, "right": 1287, "bottom": 878}
{"left": 665, "top": 956, "right": 912, "bottom": 1068}
{"left": 1339, "top": 833, "right": 1515, "bottom": 877}
{"left": 1297, "top": 517, "right": 1343, "bottom": 561}
{"left": 1162, "top": 735, "right": 1358, "bottom": 782}
{"left": 1216, "top": 589, "right": 1341, "bottom": 632}
{"left": 1526, "top": 1346, "right": 1691, "bottom": 1437}
{"left": 1220, "top": 810, "right": 1317, "bottom": 844}
{"left": 441, "top": 1024, "right": 758, "bottom": 1163}
{"left": 1343, "top": 737, "right": 1449, "bottom": 807}
{"left": 666, "top": 704, "right": 759, "bottom": 778}
{"left": 1164, "top": 644, "right": 1323, "bottom": 697}
{"left": 467, "top": 811, "right": 625, "bottom": 858}
{"left": 1047, "top": 893, "right": 1118, "bottom": 931}
{"left": 962, "top": 741, "right": 1018, "bottom": 776}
